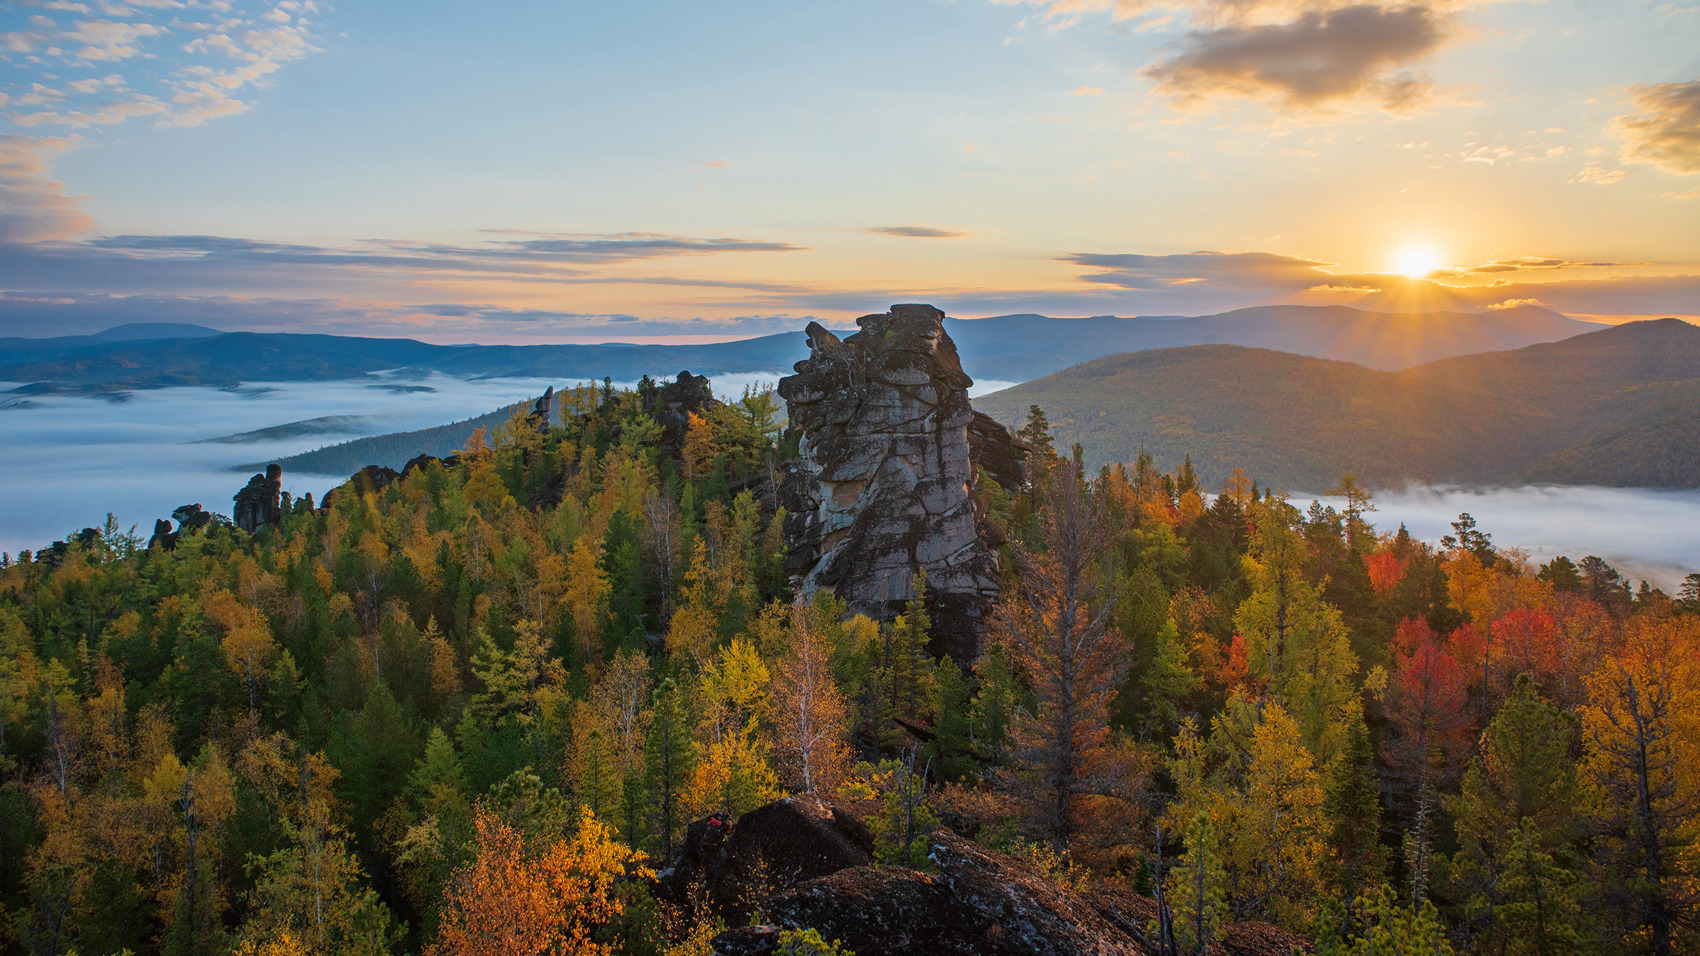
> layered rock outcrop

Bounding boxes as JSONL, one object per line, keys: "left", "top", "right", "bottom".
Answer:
{"left": 233, "top": 463, "right": 283, "bottom": 534}
{"left": 778, "top": 304, "right": 1025, "bottom": 661}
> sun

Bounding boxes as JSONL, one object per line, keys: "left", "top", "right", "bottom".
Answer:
{"left": 1394, "top": 246, "right": 1440, "bottom": 278}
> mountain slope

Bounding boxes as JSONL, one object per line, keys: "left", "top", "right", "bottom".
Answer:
{"left": 2, "top": 305, "right": 1594, "bottom": 391}
{"left": 973, "top": 318, "right": 1700, "bottom": 491}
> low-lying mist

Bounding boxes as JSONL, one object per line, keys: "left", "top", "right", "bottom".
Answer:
{"left": 4, "top": 374, "right": 1693, "bottom": 590}
{"left": 1302, "top": 484, "right": 1700, "bottom": 591}
{"left": 0, "top": 372, "right": 784, "bottom": 557}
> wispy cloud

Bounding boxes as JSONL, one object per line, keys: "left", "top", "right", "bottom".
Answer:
{"left": 868, "top": 226, "right": 972, "bottom": 238}
{"left": 1064, "top": 249, "right": 1335, "bottom": 290}
{"left": 0, "top": 230, "right": 811, "bottom": 308}
{"left": 0, "top": 289, "right": 825, "bottom": 339}
{"left": 1607, "top": 80, "right": 1700, "bottom": 175}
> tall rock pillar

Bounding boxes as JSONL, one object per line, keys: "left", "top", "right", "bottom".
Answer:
{"left": 778, "top": 304, "right": 1020, "bottom": 661}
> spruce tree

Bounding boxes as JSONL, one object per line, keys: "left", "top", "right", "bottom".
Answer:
{"left": 643, "top": 678, "right": 696, "bottom": 861}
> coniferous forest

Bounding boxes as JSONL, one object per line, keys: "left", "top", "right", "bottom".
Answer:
{"left": 3, "top": 379, "right": 1699, "bottom": 956}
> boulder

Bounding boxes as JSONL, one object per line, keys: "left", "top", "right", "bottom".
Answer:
{"left": 655, "top": 794, "right": 874, "bottom": 924}
{"left": 322, "top": 464, "right": 403, "bottom": 510}
{"left": 702, "top": 812, "right": 1309, "bottom": 956}
{"left": 711, "top": 830, "right": 1140, "bottom": 956}
{"left": 402, "top": 453, "right": 459, "bottom": 477}
{"left": 777, "top": 304, "right": 1023, "bottom": 661}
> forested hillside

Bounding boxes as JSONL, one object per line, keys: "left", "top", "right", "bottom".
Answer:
{"left": 975, "top": 317, "right": 1700, "bottom": 489}
{"left": 255, "top": 402, "right": 533, "bottom": 477}
{"left": 3, "top": 379, "right": 1699, "bottom": 955}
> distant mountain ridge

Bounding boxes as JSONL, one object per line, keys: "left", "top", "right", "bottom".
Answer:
{"left": 973, "top": 318, "right": 1700, "bottom": 491}
{"left": 1, "top": 304, "right": 1596, "bottom": 392}
{"left": 944, "top": 303, "right": 1594, "bottom": 379}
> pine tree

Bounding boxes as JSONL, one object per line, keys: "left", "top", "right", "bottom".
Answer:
{"left": 927, "top": 656, "right": 975, "bottom": 781}
{"left": 1447, "top": 676, "right": 1582, "bottom": 951}
{"left": 643, "top": 678, "right": 695, "bottom": 861}
{"left": 1324, "top": 706, "right": 1385, "bottom": 893}
{"left": 1165, "top": 810, "right": 1228, "bottom": 956}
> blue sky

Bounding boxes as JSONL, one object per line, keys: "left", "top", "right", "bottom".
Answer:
{"left": 2, "top": 0, "right": 1698, "bottom": 341}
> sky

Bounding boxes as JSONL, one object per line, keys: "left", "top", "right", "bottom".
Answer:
{"left": 1, "top": 0, "right": 1697, "bottom": 343}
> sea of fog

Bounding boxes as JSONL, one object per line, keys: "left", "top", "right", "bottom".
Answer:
{"left": 0, "top": 371, "right": 785, "bottom": 558}
{"left": 1, "top": 373, "right": 1693, "bottom": 590}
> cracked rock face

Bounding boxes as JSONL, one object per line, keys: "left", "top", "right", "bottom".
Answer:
{"left": 778, "top": 304, "right": 1015, "bottom": 660}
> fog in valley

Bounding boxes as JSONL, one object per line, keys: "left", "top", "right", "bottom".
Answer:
{"left": 3, "top": 373, "right": 1694, "bottom": 590}
{"left": 1303, "top": 484, "right": 1700, "bottom": 591}
{"left": 0, "top": 372, "right": 784, "bottom": 558}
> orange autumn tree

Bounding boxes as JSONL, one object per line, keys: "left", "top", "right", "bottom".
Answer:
{"left": 994, "top": 465, "right": 1140, "bottom": 850}
{"left": 432, "top": 804, "right": 644, "bottom": 956}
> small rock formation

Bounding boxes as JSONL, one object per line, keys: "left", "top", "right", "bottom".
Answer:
{"left": 640, "top": 370, "right": 723, "bottom": 452}
{"left": 527, "top": 385, "right": 555, "bottom": 430}
{"left": 969, "top": 409, "right": 1030, "bottom": 494}
{"left": 233, "top": 463, "right": 283, "bottom": 534}
{"left": 148, "top": 518, "right": 177, "bottom": 551}
{"left": 171, "top": 504, "right": 213, "bottom": 535}
{"left": 664, "top": 796, "right": 1303, "bottom": 956}
{"left": 402, "top": 453, "right": 459, "bottom": 477}
{"left": 321, "top": 464, "right": 403, "bottom": 511}
{"left": 777, "top": 304, "right": 1025, "bottom": 661}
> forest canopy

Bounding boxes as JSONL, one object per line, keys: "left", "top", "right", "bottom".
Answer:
{"left": 2, "top": 379, "right": 1699, "bottom": 956}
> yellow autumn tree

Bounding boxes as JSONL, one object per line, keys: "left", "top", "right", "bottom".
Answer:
{"left": 771, "top": 604, "right": 852, "bottom": 794}
{"left": 684, "top": 639, "right": 781, "bottom": 819}
{"left": 666, "top": 539, "right": 723, "bottom": 667}
{"left": 1578, "top": 616, "right": 1700, "bottom": 954}
{"left": 562, "top": 535, "right": 611, "bottom": 661}
{"left": 681, "top": 411, "right": 717, "bottom": 482}
{"left": 203, "top": 588, "right": 278, "bottom": 711}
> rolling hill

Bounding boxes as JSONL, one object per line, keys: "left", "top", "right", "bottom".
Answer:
{"left": 1, "top": 304, "right": 1594, "bottom": 392}
{"left": 972, "top": 318, "right": 1700, "bottom": 491}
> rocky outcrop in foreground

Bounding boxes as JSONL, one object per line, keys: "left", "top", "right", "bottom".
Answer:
{"left": 657, "top": 795, "right": 1302, "bottom": 956}
{"left": 778, "top": 305, "right": 1026, "bottom": 662}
